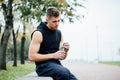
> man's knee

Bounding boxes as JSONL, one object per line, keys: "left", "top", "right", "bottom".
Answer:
{"left": 60, "top": 72, "right": 69, "bottom": 78}
{"left": 53, "top": 67, "right": 70, "bottom": 78}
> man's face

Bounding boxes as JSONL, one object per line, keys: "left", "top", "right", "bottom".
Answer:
{"left": 46, "top": 16, "right": 60, "bottom": 30}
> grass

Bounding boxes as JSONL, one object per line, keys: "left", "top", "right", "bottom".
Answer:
{"left": 100, "top": 61, "right": 120, "bottom": 66}
{"left": 0, "top": 61, "right": 35, "bottom": 80}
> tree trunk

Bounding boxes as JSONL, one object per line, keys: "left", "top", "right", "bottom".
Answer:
{"left": 20, "top": 22, "right": 26, "bottom": 64}
{"left": 0, "top": 24, "right": 1, "bottom": 43}
{"left": 0, "top": 24, "right": 1, "bottom": 34}
{"left": 0, "top": 42, "right": 7, "bottom": 70}
{"left": 12, "top": 29, "right": 17, "bottom": 67}
{"left": 0, "top": 0, "right": 13, "bottom": 70}
{"left": 20, "top": 34, "right": 26, "bottom": 64}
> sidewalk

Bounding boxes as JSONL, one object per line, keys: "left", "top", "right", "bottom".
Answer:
{"left": 62, "top": 61, "right": 120, "bottom": 80}
{"left": 16, "top": 61, "right": 120, "bottom": 80}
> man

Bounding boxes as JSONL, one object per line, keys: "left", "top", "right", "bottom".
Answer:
{"left": 28, "top": 7, "right": 78, "bottom": 80}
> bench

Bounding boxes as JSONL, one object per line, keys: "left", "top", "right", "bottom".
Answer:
{"left": 16, "top": 72, "right": 53, "bottom": 80}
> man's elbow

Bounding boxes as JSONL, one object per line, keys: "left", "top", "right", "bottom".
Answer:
{"left": 28, "top": 53, "right": 35, "bottom": 62}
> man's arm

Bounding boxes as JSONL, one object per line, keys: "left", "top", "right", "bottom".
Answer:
{"left": 59, "top": 35, "right": 70, "bottom": 60}
{"left": 28, "top": 31, "right": 66, "bottom": 62}
{"left": 28, "top": 31, "right": 54, "bottom": 62}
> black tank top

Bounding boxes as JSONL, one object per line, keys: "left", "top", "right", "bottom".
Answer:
{"left": 37, "top": 22, "right": 61, "bottom": 54}
{"left": 31, "top": 22, "right": 61, "bottom": 64}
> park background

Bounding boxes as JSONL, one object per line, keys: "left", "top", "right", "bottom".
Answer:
{"left": 59, "top": 0, "right": 120, "bottom": 62}
{"left": 0, "top": 0, "right": 120, "bottom": 80}
{"left": 0, "top": 0, "right": 120, "bottom": 63}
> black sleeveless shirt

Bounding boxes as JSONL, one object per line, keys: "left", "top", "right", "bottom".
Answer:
{"left": 31, "top": 22, "right": 61, "bottom": 64}
{"left": 37, "top": 22, "right": 61, "bottom": 54}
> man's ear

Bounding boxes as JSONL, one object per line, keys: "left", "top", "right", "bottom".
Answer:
{"left": 46, "top": 18, "right": 48, "bottom": 22}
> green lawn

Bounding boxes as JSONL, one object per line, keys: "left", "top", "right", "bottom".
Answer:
{"left": 0, "top": 61, "right": 35, "bottom": 80}
{"left": 100, "top": 61, "right": 120, "bottom": 66}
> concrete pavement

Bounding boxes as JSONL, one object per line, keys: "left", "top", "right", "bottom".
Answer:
{"left": 61, "top": 61, "right": 120, "bottom": 80}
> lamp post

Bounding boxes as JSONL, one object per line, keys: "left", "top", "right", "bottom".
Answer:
{"left": 96, "top": 26, "right": 100, "bottom": 62}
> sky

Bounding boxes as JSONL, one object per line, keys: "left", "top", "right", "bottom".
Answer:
{"left": 59, "top": 0, "right": 120, "bottom": 62}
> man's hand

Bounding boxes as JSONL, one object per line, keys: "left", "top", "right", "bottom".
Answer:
{"left": 62, "top": 42, "right": 70, "bottom": 53}
{"left": 53, "top": 50, "right": 66, "bottom": 60}
{"left": 52, "top": 42, "right": 70, "bottom": 60}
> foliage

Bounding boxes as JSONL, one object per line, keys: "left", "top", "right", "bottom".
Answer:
{"left": 100, "top": 61, "right": 120, "bottom": 66}
{"left": 0, "top": 61, "right": 35, "bottom": 80}
{"left": 15, "top": 0, "right": 85, "bottom": 23}
{"left": 16, "top": 38, "right": 30, "bottom": 60}
{"left": 0, "top": 0, "right": 4, "bottom": 3}
{"left": 6, "top": 35, "right": 30, "bottom": 61}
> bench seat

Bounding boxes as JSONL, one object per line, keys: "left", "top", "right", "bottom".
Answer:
{"left": 16, "top": 72, "right": 53, "bottom": 80}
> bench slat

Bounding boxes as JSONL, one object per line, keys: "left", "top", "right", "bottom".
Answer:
{"left": 16, "top": 72, "right": 53, "bottom": 80}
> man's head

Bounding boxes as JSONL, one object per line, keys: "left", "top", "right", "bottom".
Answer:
{"left": 46, "top": 7, "right": 60, "bottom": 30}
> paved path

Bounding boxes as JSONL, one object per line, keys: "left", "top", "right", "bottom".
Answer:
{"left": 61, "top": 61, "right": 120, "bottom": 80}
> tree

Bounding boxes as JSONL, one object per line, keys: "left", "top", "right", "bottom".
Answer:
{"left": 0, "top": 24, "right": 1, "bottom": 34}
{"left": 20, "top": 21, "right": 26, "bottom": 64}
{"left": 0, "top": 24, "right": 2, "bottom": 38}
{"left": 18, "top": 0, "right": 84, "bottom": 22}
{"left": 0, "top": 0, "right": 13, "bottom": 70}
{"left": 12, "top": 28, "right": 17, "bottom": 66}
{"left": 0, "top": 0, "right": 22, "bottom": 68}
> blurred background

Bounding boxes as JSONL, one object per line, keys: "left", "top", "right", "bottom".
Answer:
{"left": 0, "top": 0, "right": 120, "bottom": 80}
{"left": 0, "top": 0, "right": 120, "bottom": 69}
{"left": 60, "top": 0, "right": 120, "bottom": 62}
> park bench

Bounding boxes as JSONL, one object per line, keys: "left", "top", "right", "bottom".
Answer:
{"left": 16, "top": 72, "right": 53, "bottom": 80}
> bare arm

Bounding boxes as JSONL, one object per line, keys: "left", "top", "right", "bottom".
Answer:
{"left": 28, "top": 31, "right": 54, "bottom": 62}
{"left": 59, "top": 35, "right": 70, "bottom": 60}
{"left": 28, "top": 31, "right": 66, "bottom": 62}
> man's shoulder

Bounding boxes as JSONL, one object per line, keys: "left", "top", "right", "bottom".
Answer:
{"left": 56, "top": 29, "right": 61, "bottom": 34}
{"left": 31, "top": 30, "right": 42, "bottom": 39}
{"left": 56, "top": 29, "right": 61, "bottom": 32}
{"left": 37, "top": 22, "right": 46, "bottom": 29}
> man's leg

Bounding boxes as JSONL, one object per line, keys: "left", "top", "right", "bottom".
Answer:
{"left": 69, "top": 72, "right": 78, "bottom": 80}
{"left": 37, "top": 62, "right": 78, "bottom": 80}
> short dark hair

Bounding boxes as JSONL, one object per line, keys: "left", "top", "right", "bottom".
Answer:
{"left": 46, "top": 7, "right": 60, "bottom": 18}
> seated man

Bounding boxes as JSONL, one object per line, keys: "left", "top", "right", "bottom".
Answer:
{"left": 28, "top": 7, "right": 78, "bottom": 80}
